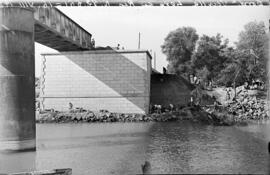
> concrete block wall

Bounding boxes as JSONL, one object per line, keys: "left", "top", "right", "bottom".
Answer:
{"left": 40, "top": 50, "right": 151, "bottom": 114}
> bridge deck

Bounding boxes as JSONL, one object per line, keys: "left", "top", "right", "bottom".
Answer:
{"left": 34, "top": 7, "right": 93, "bottom": 51}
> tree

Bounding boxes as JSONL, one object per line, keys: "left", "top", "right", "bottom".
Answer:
{"left": 217, "top": 21, "right": 269, "bottom": 88}
{"left": 191, "top": 33, "right": 230, "bottom": 82}
{"left": 217, "top": 49, "right": 249, "bottom": 86}
{"left": 235, "top": 21, "right": 269, "bottom": 83}
{"left": 161, "top": 27, "right": 199, "bottom": 78}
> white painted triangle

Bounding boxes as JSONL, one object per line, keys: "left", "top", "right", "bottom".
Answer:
{"left": 0, "top": 65, "right": 13, "bottom": 76}
{"left": 44, "top": 55, "right": 143, "bottom": 113}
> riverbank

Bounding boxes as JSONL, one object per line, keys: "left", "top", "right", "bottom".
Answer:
{"left": 36, "top": 104, "right": 267, "bottom": 126}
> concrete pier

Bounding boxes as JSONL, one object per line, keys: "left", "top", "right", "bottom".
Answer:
{"left": 0, "top": 7, "right": 36, "bottom": 151}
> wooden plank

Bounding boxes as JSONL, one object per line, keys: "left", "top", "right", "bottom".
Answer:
{"left": 2, "top": 168, "right": 72, "bottom": 175}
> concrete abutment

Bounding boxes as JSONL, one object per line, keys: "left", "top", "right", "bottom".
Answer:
{"left": 0, "top": 7, "right": 36, "bottom": 151}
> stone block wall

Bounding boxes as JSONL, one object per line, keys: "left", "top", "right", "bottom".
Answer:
{"left": 40, "top": 50, "right": 151, "bottom": 114}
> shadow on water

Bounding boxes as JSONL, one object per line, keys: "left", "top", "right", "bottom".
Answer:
{"left": 35, "top": 122, "right": 154, "bottom": 175}
{"left": 0, "top": 151, "right": 36, "bottom": 174}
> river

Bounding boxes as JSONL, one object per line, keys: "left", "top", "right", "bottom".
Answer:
{"left": 0, "top": 121, "right": 269, "bottom": 174}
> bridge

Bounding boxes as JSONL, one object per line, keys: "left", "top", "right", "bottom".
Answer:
{"left": 34, "top": 7, "right": 93, "bottom": 51}
{"left": 0, "top": 7, "right": 93, "bottom": 152}
{"left": 0, "top": 7, "right": 270, "bottom": 153}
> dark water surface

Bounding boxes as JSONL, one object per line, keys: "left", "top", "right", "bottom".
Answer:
{"left": 0, "top": 121, "right": 269, "bottom": 174}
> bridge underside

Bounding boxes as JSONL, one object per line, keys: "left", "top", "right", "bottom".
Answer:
{"left": 34, "top": 22, "right": 89, "bottom": 51}
{"left": 34, "top": 7, "right": 93, "bottom": 51}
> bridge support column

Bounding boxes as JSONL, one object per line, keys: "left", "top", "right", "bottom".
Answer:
{"left": 0, "top": 7, "right": 36, "bottom": 151}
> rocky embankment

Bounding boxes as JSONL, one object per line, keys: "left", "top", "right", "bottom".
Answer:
{"left": 36, "top": 87, "right": 268, "bottom": 126}
{"left": 201, "top": 96, "right": 268, "bottom": 126}
{"left": 36, "top": 104, "right": 260, "bottom": 126}
{"left": 226, "top": 96, "right": 267, "bottom": 120}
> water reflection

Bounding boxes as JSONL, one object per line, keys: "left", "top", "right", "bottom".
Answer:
{"left": 146, "top": 122, "right": 269, "bottom": 174}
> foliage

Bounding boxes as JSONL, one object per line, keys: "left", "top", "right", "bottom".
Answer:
{"left": 235, "top": 21, "right": 269, "bottom": 83}
{"left": 218, "top": 21, "right": 269, "bottom": 86}
{"left": 162, "top": 21, "right": 269, "bottom": 87}
{"left": 191, "top": 33, "right": 230, "bottom": 82}
{"left": 217, "top": 50, "right": 249, "bottom": 86}
{"left": 161, "top": 27, "right": 199, "bottom": 78}
{"left": 196, "top": 66, "right": 210, "bottom": 85}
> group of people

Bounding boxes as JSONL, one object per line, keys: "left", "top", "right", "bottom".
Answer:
{"left": 189, "top": 74, "right": 214, "bottom": 91}
{"left": 249, "top": 79, "right": 265, "bottom": 90}
{"left": 225, "top": 87, "right": 233, "bottom": 101}
{"left": 150, "top": 104, "right": 175, "bottom": 114}
{"left": 116, "top": 44, "right": 125, "bottom": 50}
{"left": 189, "top": 74, "right": 201, "bottom": 85}
{"left": 225, "top": 79, "right": 265, "bottom": 101}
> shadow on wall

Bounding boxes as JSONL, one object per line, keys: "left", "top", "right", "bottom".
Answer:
{"left": 58, "top": 49, "right": 150, "bottom": 113}
{"left": 150, "top": 74, "right": 195, "bottom": 108}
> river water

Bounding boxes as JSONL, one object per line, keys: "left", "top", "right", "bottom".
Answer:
{"left": 0, "top": 121, "right": 270, "bottom": 174}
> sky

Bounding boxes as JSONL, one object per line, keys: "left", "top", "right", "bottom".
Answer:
{"left": 35, "top": 6, "right": 270, "bottom": 76}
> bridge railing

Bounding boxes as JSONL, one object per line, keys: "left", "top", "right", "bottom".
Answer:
{"left": 34, "top": 7, "right": 92, "bottom": 50}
